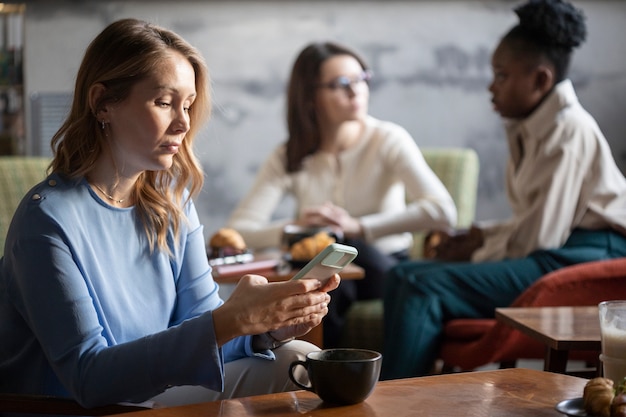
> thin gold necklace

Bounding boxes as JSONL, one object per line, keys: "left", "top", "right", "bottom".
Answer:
{"left": 93, "top": 183, "right": 126, "bottom": 204}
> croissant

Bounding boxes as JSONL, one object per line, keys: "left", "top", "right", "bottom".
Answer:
{"left": 209, "top": 228, "right": 246, "bottom": 250}
{"left": 289, "top": 232, "right": 335, "bottom": 261}
{"left": 208, "top": 228, "right": 248, "bottom": 259}
{"left": 583, "top": 377, "right": 614, "bottom": 417}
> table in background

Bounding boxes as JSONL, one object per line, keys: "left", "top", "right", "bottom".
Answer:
{"left": 211, "top": 253, "right": 365, "bottom": 348}
{"left": 211, "top": 258, "right": 365, "bottom": 283}
{"left": 496, "top": 306, "right": 601, "bottom": 374}
{"left": 109, "top": 368, "right": 587, "bottom": 417}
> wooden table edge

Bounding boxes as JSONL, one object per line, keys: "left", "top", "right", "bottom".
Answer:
{"left": 495, "top": 307, "right": 601, "bottom": 351}
{"left": 105, "top": 368, "right": 590, "bottom": 417}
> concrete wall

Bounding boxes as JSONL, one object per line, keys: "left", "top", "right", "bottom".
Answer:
{"left": 22, "top": 1, "right": 626, "bottom": 238}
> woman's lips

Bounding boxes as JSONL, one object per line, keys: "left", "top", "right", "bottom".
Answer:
{"left": 161, "top": 143, "right": 180, "bottom": 153}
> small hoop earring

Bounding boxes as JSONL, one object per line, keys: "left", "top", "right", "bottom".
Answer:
{"left": 101, "top": 120, "right": 106, "bottom": 130}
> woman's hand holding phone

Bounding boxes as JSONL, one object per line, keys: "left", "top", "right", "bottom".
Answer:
{"left": 290, "top": 243, "right": 358, "bottom": 285}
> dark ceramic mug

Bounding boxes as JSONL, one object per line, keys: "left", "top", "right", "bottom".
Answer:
{"left": 288, "top": 348, "right": 382, "bottom": 405}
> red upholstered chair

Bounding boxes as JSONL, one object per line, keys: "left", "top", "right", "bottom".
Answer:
{"left": 439, "top": 257, "right": 626, "bottom": 373}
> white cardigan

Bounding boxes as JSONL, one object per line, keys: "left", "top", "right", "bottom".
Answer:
{"left": 227, "top": 116, "right": 457, "bottom": 255}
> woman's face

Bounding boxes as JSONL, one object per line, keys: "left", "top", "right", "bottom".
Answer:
{"left": 314, "top": 54, "right": 369, "bottom": 127}
{"left": 105, "top": 50, "right": 196, "bottom": 176}
{"left": 488, "top": 40, "right": 546, "bottom": 119}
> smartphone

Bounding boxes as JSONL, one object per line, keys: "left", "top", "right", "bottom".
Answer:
{"left": 290, "top": 243, "right": 358, "bottom": 283}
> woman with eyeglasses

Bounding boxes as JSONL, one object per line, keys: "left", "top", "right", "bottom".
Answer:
{"left": 227, "top": 41, "right": 457, "bottom": 347}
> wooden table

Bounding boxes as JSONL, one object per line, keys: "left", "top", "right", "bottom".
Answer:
{"left": 211, "top": 253, "right": 365, "bottom": 348}
{"left": 109, "top": 368, "right": 588, "bottom": 417}
{"left": 496, "top": 306, "right": 601, "bottom": 374}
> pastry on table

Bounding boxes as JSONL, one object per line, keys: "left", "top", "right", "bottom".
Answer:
{"left": 584, "top": 377, "right": 614, "bottom": 417}
{"left": 583, "top": 377, "right": 626, "bottom": 417}
{"left": 208, "top": 228, "right": 248, "bottom": 259}
{"left": 289, "top": 231, "right": 336, "bottom": 262}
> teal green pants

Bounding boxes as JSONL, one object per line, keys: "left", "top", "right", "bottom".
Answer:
{"left": 381, "top": 229, "right": 626, "bottom": 379}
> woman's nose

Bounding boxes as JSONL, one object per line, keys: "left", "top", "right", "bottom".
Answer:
{"left": 174, "top": 110, "right": 190, "bottom": 132}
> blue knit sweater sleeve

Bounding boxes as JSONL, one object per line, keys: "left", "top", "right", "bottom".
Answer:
{"left": 0, "top": 175, "right": 261, "bottom": 407}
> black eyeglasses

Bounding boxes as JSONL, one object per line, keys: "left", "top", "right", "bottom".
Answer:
{"left": 318, "top": 70, "right": 373, "bottom": 92}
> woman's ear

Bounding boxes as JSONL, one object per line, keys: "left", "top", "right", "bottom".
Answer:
{"left": 534, "top": 65, "right": 555, "bottom": 95}
{"left": 88, "top": 83, "right": 108, "bottom": 121}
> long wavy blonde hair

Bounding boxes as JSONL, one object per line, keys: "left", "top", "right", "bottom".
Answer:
{"left": 50, "top": 18, "right": 210, "bottom": 253}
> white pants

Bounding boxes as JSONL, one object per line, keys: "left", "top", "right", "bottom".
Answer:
{"left": 150, "top": 340, "right": 317, "bottom": 407}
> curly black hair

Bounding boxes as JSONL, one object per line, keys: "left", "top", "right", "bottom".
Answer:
{"left": 503, "top": 0, "right": 587, "bottom": 82}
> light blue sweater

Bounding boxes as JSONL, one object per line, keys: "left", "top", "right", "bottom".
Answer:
{"left": 0, "top": 173, "right": 267, "bottom": 407}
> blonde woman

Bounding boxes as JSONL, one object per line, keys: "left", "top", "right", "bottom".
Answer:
{"left": 0, "top": 18, "right": 337, "bottom": 408}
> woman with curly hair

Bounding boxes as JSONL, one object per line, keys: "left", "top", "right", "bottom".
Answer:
{"left": 382, "top": 0, "right": 626, "bottom": 379}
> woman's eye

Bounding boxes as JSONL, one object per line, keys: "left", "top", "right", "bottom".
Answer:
{"left": 157, "top": 101, "right": 171, "bottom": 107}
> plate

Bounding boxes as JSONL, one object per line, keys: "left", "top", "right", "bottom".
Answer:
{"left": 208, "top": 251, "right": 254, "bottom": 266}
{"left": 555, "top": 397, "right": 595, "bottom": 417}
{"left": 282, "top": 253, "right": 310, "bottom": 269}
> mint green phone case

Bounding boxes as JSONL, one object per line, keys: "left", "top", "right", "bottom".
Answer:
{"left": 290, "top": 243, "right": 358, "bottom": 282}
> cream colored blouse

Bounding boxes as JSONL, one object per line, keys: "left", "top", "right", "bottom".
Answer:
{"left": 227, "top": 116, "right": 457, "bottom": 255}
{"left": 473, "top": 80, "right": 626, "bottom": 262}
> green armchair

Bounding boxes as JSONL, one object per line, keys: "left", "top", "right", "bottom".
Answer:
{"left": 339, "top": 147, "right": 480, "bottom": 351}
{"left": 0, "top": 156, "right": 51, "bottom": 255}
